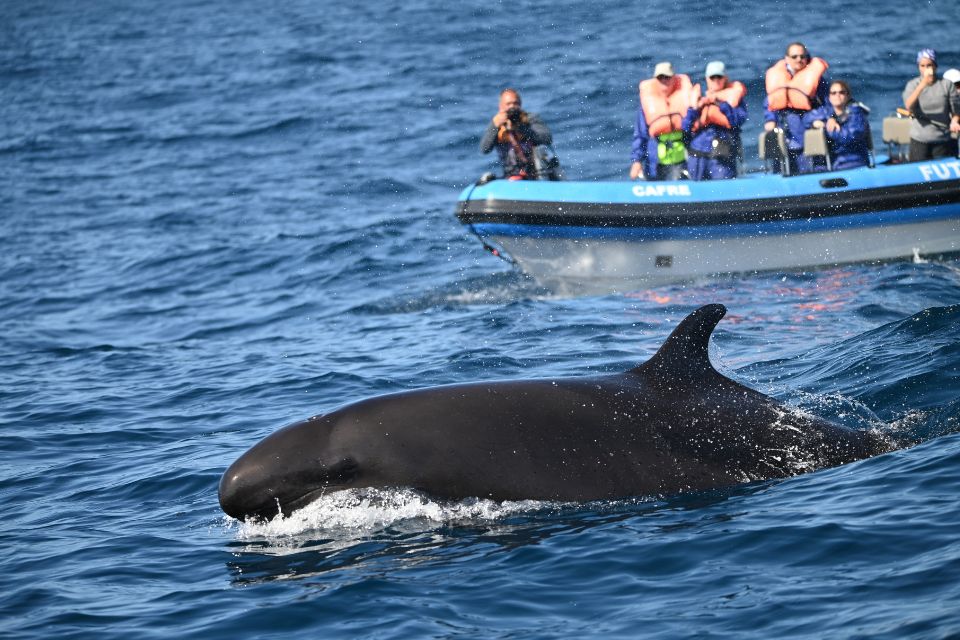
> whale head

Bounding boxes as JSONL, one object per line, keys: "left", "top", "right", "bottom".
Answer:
{"left": 218, "top": 416, "right": 359, "bottom": 521}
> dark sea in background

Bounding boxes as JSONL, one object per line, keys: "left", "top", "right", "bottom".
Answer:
{"left": 3, "top": 0, "right": 960, "bottom": 637}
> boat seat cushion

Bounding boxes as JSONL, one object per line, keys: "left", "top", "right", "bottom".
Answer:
{"left": 758, "top": 130, "right": 788, "bottom": 160}
{"left": 803, "top": 128, "right": 829, "bottom": 157}
{"left": 882, "top": 117, "right": 912, "bottom": 145}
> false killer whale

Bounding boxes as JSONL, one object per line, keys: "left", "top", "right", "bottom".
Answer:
{"left": 219, "top": 304, "right": 893, "bottom": 521}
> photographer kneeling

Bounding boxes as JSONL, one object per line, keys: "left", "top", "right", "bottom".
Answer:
{"left": 480, "top": 89, "right": 556, "bottom": 180}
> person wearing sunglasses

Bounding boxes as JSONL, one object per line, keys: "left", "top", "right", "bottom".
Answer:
{"left": 680, "top": 60, "right": 748, "bottom": 180}
{"left": 763, "top": 42, "right": 831, "bottom": 174}
{"left": 803, "top": 80, "right": 872, "bottom": 170}
{"left": 480, "top": 88, "right": 555, "bottom": 180}
{"left": 902, "top": 49, "right": 960, "bottom": 162}
{"left": 630, "top": 62, "right": 694, "bottom": 181}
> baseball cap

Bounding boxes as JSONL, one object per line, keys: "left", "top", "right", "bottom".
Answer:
{"left": 705, "top": 60, "right": 726, "bottom": 77}
{"left": 653, "top": 62, "right": 675, "bottom": 77}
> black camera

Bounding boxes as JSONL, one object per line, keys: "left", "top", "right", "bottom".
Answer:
{"left": 506, "top": 107, "right": 522, "bottom": 123}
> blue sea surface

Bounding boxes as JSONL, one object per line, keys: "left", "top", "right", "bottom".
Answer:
{"left": 2, "top": 0, "right": 960, "bottom": 637}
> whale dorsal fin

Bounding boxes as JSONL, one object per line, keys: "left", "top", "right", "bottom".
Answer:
{"left": 631, "top": 304, "right": 726, "bottom": 378}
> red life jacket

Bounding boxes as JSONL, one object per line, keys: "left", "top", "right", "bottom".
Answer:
{"left": 765, "top": 57, "right": 828, "bottom": 111}
{"left": 689, "top": 81, "right": 747, "bottom": 130}
{"left": 639, "top": 74, "right": 694, "bottom": 137}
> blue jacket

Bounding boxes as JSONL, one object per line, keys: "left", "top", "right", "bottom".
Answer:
{"left": 802, "top": 103, "right": 872, "bottom": 170}
{"left": 630, "top": 104, "right": 662, "bottom": 177}
{"left": 681, "top": 99, "right": 748, "bottom": 157}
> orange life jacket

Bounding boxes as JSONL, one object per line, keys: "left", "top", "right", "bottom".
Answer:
{"left": 688, "top": 81, "right": 747, "bottom": 130}
{"left": 765, "top": 57, "right": 828, "bottom": 111}
{"left": 639, "top": 74, "right": 694, "bottom": 137}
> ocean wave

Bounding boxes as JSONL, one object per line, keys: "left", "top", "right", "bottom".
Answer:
{"left": 323, "top": 177, "right": 419, "bottom": 197}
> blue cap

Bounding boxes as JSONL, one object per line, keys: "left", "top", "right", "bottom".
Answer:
{"left": 917, "top": 48, "right": 937, "bottom": 64}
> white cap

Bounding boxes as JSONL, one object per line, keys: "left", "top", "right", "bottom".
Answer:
{"left": 944, "top": 68, "right": 960, "bottom": 84}
{"left": 653, "top": 61, "right": 674, "bottom": 78}
{"left": 705, "top": 60, "right": 726, "bottom": 77}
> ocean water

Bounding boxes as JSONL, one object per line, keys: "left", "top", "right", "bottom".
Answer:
{"left": 2, "top": 0, "right": 960, "bottom": 638}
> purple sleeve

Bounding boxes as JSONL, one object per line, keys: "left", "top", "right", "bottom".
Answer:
{"left": 802, "top": 105, "right": 829, "bottom": 129}
{"left": 763, "top": 94, "right": 777, "bottom": 123}
{"left": 718, "top": 101, "right": 748, "bottom": 129}
{"left": 681, "top": 106, "right": 700, "bottom": 134}
{"left": 631, "top": 107, "right": 650, "bottom": 163}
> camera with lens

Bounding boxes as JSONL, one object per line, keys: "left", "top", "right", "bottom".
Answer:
{"left": 506, "top": 107, "right": 522, "bottom": 124}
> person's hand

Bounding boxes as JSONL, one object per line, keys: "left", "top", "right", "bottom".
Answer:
{"left": 826, "top": 118, "right": 840, "bottom": 133}
{"left": 764, "top": 121, "right": 776, "bottom": 132}
{"left": 492, "top": 111, "right": 509, "bottom": 128}
{"left": 811, "top": 120, "right": 825, "bottom": 129}
{"left": 951, "top": 117, "right": 960, "bottom": 135}
{"left": 920, "top": 68, "right": 936, "bottom": 87}
{"left": 697, "top": 96, "right": 713, "bottom": 109}
{"left": 629, "top": 161, "right": 644, "bottom": 180}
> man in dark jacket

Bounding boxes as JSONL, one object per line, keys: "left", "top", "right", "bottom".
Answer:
{"left": 480, "top": 89, "right": 553, "bottom": 179}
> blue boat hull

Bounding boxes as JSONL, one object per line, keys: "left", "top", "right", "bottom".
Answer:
{"left": 455, "top": 159, "right": 960, "bottom": 292}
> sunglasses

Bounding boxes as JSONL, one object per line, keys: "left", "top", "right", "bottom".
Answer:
{"left": 708, "top": 75, "right": 725, "bottom": 80}
{"left": 656, "top": 75, "right": 672, "bottom": 81}
{"left": 829, "top": 90, "right": 848, "bottom": 95}
{"left": 787, "top": 53, "right": 808, "bottom": 59}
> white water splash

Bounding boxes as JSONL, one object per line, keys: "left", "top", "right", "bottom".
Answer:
{"left": 231, "top": 487, "right": 551, "bottom": 541}
{"left": 766, "top": 405, "right": 827, "bottom": 474}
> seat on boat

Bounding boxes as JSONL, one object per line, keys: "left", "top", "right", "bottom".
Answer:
{"left": 532, "top": 145, "right": 565, "bottom": 181}
{"left": 882, "top": 116, "right": 911, "bottom": 162}
{"left": 758, "top": 129, "right": 790, "bottom": 175}
{"left": 803, "top": 128, "right": 832, "bottom": 171}
{"left": 882, "top": 116, "right": 912, "bottom": 144}
{"left": 803, "top": 127, "right": 876, "bottom": 170}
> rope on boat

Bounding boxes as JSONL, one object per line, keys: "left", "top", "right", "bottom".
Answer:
{"left": 461, "top": 178, "right": 517, "bottom": 265}
{"left": 467, "top": 223, "right": 516, "bottom": 265}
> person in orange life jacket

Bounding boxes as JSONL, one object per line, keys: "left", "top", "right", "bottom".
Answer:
{"left": 763, "top": 42, "right": 830, "bottom": 174}
{"left": 802, "top": 80, "right": 872, "bottom": 170}
{"left": 681, "top": 60, "right": 747, "bottom": 181}
{"left": 480, "top": 88, "right": 553, "bottom": 180}
{"left": 630, "top": 62, "right": 691, "bottom": 181}
{"left": 902, "top": 49, "right": 960, "bottom": 162}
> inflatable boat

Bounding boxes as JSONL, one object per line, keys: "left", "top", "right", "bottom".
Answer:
{"left": 455, "top": 156, "right": 960, "bottom": 293}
